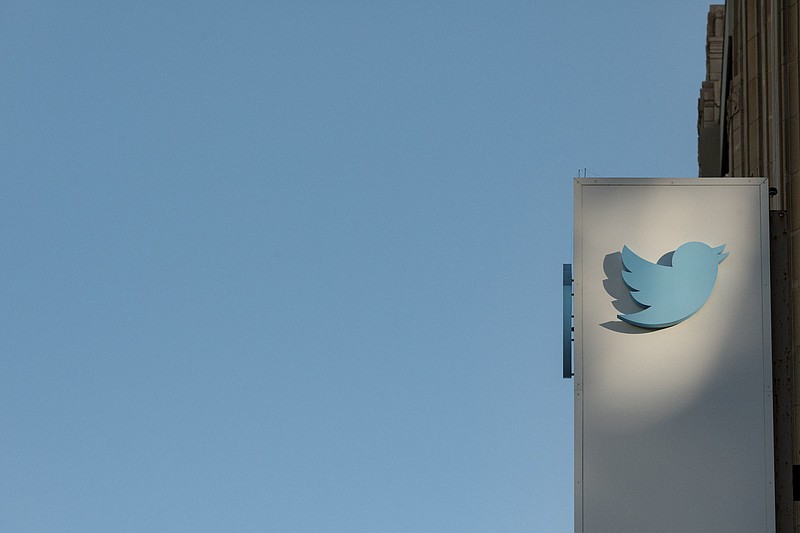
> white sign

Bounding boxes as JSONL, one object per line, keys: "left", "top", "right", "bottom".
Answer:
{"left": 573, "top": 178, "right": 774, "bottom": 533}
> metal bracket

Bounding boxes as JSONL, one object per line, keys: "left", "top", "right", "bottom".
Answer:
{"left": 563, "top": 263, "right": 573, "bottom": 378}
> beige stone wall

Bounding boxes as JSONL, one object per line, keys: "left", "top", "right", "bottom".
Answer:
{"left": 698, "top": 5, "right": 726, "bottom": 177}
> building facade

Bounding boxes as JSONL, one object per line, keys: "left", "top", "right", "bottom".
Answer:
{"left": 698, "top": 1, "right": 800, "bottom": 530}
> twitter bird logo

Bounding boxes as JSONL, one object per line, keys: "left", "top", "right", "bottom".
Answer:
{"left": 617, "top": 242, "right": 729, "bottom": 329}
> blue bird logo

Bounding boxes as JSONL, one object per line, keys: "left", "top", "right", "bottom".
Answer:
{"left": 618, "top": 242, "right": 729, "bottom": 329}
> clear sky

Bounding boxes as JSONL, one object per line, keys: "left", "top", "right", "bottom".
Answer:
{"left": 1, "top": 2, "right": 710, "bottom": 531}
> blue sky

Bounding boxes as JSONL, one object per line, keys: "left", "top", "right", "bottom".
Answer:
{"left": 2, "top": 2, "right": 709, "bottom": 531}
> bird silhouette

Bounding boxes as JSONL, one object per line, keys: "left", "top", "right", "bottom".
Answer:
{"left": 617, "top": 242, "right": 728, "bottom": 329}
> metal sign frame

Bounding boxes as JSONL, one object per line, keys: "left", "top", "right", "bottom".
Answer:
{"left": 573, "top": 178, "right": 774, "bottom": 533}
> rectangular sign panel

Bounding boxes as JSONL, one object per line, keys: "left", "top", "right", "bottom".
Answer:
{"left": 574, "top": 178, "right": 774, "bottom": 533}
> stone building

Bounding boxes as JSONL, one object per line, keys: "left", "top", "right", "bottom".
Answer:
{"left": 698, "top": 1, "right": 800, "bottom": 530}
